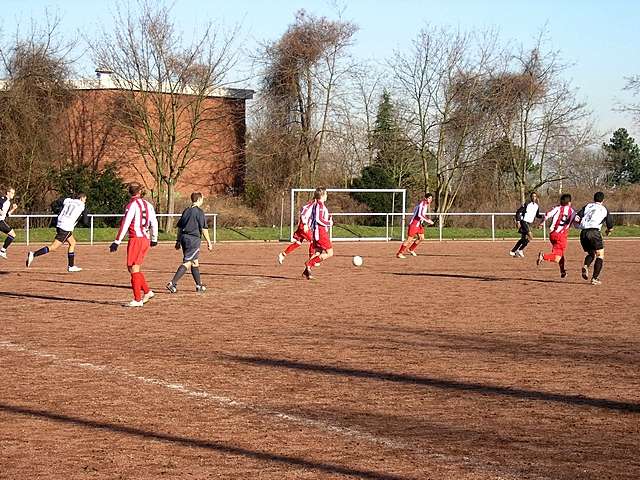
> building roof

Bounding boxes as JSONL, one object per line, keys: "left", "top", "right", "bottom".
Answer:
{"left": 0, "top": 70, "right": 254, "bottom": 100}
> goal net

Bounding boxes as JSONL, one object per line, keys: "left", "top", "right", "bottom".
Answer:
{"left": 290, "top": 188, "right": 407, "bottom": 242}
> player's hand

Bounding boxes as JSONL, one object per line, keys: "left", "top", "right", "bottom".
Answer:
{"left": 303, "top": 224, "right": 309, "bottom": 233}
{"left": 150, "top": 240, "right": 158, "bottom": 247}
{"left": 427, "top": 219, "right": 435, "bottom": 226}
{"left": 9, "top": 204, "right": 18, "bottom": 214}
{"left": 174, "top": 241, "right": 181, "bottom": 250}
{"left": 109, "top": 242, "right": 119, "bottom": 253}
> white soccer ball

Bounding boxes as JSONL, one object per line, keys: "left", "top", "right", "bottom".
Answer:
{"left": 352, "top": 255, "right": 363, "bottom": 267}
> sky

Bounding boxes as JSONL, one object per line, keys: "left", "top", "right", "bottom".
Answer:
{"left": 2, "top": 0, "right": 639, "bottom": 138}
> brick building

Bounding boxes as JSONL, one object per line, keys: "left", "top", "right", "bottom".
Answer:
{"left": 63, "top": 70, "right": 254, "bottom": 202}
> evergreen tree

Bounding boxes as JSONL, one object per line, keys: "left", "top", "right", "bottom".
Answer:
{"left": 603, "top": 128, "right": 640, "bottom": 185}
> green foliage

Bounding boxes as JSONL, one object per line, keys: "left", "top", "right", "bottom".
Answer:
{"left": 603, "top": 128, "right": 640, "bottom": 185}
{"left": 52, "top": 164, "right": 129, "bottom": 226}
{"left": 350, "top": 165, "right": 397, "bottom": 225}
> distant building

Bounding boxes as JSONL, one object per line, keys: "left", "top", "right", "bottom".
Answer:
{"left": 62, "top": 70, "right": 253, "bottom": 200}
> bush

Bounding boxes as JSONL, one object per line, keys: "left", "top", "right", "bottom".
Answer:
{"left": 52, "top": 164, "right": 130, "bottom": 226}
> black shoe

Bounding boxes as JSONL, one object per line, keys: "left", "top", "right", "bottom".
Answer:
{"left": 560, "top": 270, "right": 567, "bottom": 278}
{"left": 581, "top": 266, "right": 589, "bottom": 280}
{"left": 195, "top": 284, "right": 207, "bottom": 293}
{"left": 536, "top": 252, "right": 544, "bottom": 266}
{"left": 302, "top": 266, "right": 313, "bottom": 280}
{"left": 166, "top": 282, "right": 177, "bottom": 293}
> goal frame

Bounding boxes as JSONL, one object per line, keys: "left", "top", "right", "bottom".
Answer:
{"left": 290, "top": 188, "right": 407, "bottom": 242}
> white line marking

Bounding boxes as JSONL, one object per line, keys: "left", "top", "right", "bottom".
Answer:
{"left": 0, "top": 340, "right": 406, "bottom": 450}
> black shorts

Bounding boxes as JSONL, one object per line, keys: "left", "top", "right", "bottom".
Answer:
{"left": 55, "top": 228, "right": 73, "bottom": 243}
{"left": 518, "top": 221, "right": 531, "bottom": 236}
{"left": 180, "top": 235, "right": 201, "bottom": 263}
{"left": 0, "top": 220, "right": 11, "bottom": 234}
{"left": 580, "top": 228, "right": 604, "bottom": 252}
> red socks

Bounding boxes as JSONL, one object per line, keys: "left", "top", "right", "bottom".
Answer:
{"left": 306, "top": 256, "right": 323, "bottom": 268}
{"left": 396, "top": 245, "right": 406, "bottom": 255}
{"left": 409, "top": 241, "right": 419, "bottom": 252}
{"left": 130, "top": 272, "right": 150, "bottom": 301}
{"left": 284, "top": 243, "right": 299, "bottom": 255}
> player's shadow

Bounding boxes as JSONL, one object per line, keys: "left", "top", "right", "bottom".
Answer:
{"left": 0, "top": 271, "right": 10, "bottom": 275}
{"left": 0, "top": 402, "right": 410, "bottom": 480}
{"left": 201, "top": 272, "right": 290, "bottom": 280}
{"left": 0, "top": 290, "right": 120, "bottom": 305}
{"left": 224, "top": 354, "right": 640, "bottom": 414}
{"left": 199, "top": 262, "right": 264, "bottom": 267}
{"left": 36, "top": 279, "right": 131, "bottom": 290}
{"left": 388, "top": 272, "right": 582, "bottom": 285}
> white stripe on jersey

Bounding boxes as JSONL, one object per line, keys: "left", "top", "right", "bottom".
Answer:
{"left": 545, "top": 205, "right": 575, "bottom": 234}
{"left": 57, "top": 198, "right": 85, "bottom": 232}
{"left": 299, "top": 201, "right": 314, "bottom": 225}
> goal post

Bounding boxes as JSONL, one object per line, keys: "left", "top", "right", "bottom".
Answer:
{"left": 290, "top": 188, "right": 407, "bottom": 242}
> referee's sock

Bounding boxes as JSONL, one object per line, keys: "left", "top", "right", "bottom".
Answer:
{"left": 191, "top": 266, "right": 202, "bottom": 286}
{"left": 171, "top": 265, "right": 187, "bottom": 285}
{"left": 584, "top": 253, "right": 594, "bottom": 267}
{"left": 593, "top": 258, "right": 603, "bottom": 279}
{"left": 67, "top": 252, "right": 75, "bottom": 267}
{"left": 34, "top": 246, "right": 49, "bottom": 257}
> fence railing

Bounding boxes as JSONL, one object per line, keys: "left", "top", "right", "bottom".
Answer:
{"left": 330, "top": 211, "right": 640, "bottom": 242}
{"left": 9, "top": 213, "right": 218, "bottom": 246}
{"left": 7, "top": 211, "right": 640, "bottom": 245}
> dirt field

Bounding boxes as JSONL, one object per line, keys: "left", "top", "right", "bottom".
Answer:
{"left": 1, "top": 239, "right": 638, "bottom": 480}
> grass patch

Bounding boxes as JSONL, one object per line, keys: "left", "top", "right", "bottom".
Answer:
{"left": 7, "top": 224, "right": 640, "bottom": 244}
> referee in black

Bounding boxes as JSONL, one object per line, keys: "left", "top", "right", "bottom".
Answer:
{"left": 166, "top": 192, "right": 212, "bottom": 293}
{"left": 576, "top": 191, "right": 614, "bottom": 285}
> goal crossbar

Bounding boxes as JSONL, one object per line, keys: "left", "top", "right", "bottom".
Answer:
{"left": 290, "top": 188, "right": 407, "bottom": 242}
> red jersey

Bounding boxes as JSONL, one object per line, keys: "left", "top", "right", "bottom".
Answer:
{"left": 544, "top": 205, "right": 576, "bottom": 235}
{"left": 115, "top": 196, "right": 159, "bottom": 244}
{"left": 310, "top": 200, "right": 332, "bottom": 240}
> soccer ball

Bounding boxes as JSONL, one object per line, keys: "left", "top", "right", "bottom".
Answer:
{"left": 352, "top": 255, "right": 363, "bottom": 267}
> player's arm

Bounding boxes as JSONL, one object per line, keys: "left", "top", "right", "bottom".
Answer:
{"left": 80, "top": 207, "right": 90, "bottom": 227}
{"left": 605, "top": 208, "right": 614, "bottom": 235}
{"left": 199, "top": 210, "right": 212, "bottom": 250}
{"left": 419, "top": 205, "right": 434, "bottom": 226}
{"left": 148, "top": 204, "right": 159, "bottom": 245}
{"left": 114, "top": 204, "right": 136, "bottom": 244}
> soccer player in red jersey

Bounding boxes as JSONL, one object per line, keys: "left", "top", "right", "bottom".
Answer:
{"left": 278, "top": 198, "right": 315, "bottom": 265}
{"left": 302, "top": 187, "right": 333, "bottom": 279}
{"left": 396, "top": 193, "right": 434, "bottom": 258}
{"left": 109, "top": 183, "right": 159, "bottom": 307}
{"left": 536, "top": 193, "right": 576, "bottom": 278}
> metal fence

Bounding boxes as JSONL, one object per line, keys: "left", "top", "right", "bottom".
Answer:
{"left": 9, "top": 214, "right": 218, "bottom": 246}
{"left": 329, "top": 211, "right": 640, "bottom": 242}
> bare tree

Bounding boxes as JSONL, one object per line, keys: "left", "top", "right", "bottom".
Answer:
{"left": 89, "top": 0, "right": 239, "bottom": 228}
{"left": 390, "top": 26, "right": 503, "bottom": 212}
{"left": 0, "top": 16, "right": 75, "bottom": 210}
{"left": 488, "top": 39, "right": 590, "bottom": 203}
{"left": 259, "top": 9, "right": 357, "bottom": 186}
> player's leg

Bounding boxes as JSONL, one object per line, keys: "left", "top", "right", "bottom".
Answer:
{"left": 409, "top": 233, "right": 425, "bottom": 256}
{"left": 591, "top": 249, "right": 605, "bottom": 284}
{"left": 191, "top": 259, "right": 206, "bottom": 292}
{"left": 397, "top": 233, "right": 415, "bottom": 258}
{"left": 0, "top": 222, "right": 15, "bottom": 258}
{"left": 126, "top": 238, "right": 151, "bottom": 306}
{"left": 66, "top": 235, "right": 81, "bottom": 272}
{"left": 279, "top": 239, "right": 301, "bottom": 264}
{"left": 27, "top": 239, "right": 62, "bottom": 267}
{"left": 559, "top": 256, "right": 567, "bottom": 278}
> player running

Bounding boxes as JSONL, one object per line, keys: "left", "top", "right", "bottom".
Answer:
{"left": 510, "top": 192, "right": 544, "bottom": 258}
{"left": 26, "top": 194, "right": 89, "bottom": 271}
{"left": 536, "top": 193, "right": 576, "bottom": 278}
{"left": 166, "top": 192, "right": 212, "bottom": 294}
{"left": 109, "top": 183, "right": 159, "bottom": 307}
{"left": 277, "top": 198, "right": 315, "bottom": 265}
{"left": 0, "top": 186, "right": 18, "bottom": 259}
{"left": 396, "top": 193, "right": 434, "bottom": 259}
{"left": 302, "top": 187, "right": 333, "bottom": 280}
{"left": 574, "top": 191, "right": 614, "bottom": 285}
